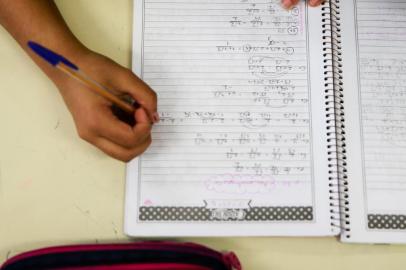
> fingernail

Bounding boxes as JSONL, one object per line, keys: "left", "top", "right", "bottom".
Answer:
{"left": 282, "top": 0, "right": 292, "bottom": 9}
{"left": 152, "top": 112, "right": 160, "bottom": 123}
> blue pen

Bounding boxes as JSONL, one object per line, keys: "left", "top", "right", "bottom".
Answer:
{"left": 28, "top": 41, "right": 138, "bottom": 115}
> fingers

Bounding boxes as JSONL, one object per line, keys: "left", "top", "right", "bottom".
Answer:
{"left": 78, "top": 113, "right": 152, "bottom": 162}
{"left": 282, "top": 0, "right": 300, "bottom": 9}
{"left": 76, "top": 105, "right": 153, "bottom": 161}
{"left": 94, "top": 135, "right": 152, "bottom": 162}
{"left": 92, "top": 106, "right": 152, "bottom": 149}
{"left": 282, "top": 0, "right": 323, "bottom": 9}
{"left": 309, "top": 0, "right": 323, "bottom": 7}
{"left": 115, "top": 68, "right": 159, "bottom": 123}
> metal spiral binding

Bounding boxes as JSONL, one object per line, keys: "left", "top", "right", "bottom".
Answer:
{"left": 321, "top": 0, "right": 350, "bottom": 238}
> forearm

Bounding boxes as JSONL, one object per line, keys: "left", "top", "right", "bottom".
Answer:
{"left": 0, "top": 0, "right": 88, "bottom": 83}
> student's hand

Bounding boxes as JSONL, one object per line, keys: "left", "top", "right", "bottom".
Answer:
{"left": 54, "top": 50, "right": 158, "bottom": 162}
{"left": 0, "top": 0, "right": 158, "bottom": 162}
{"left": 282, "top": 0, "right": 323, "bottom": 9}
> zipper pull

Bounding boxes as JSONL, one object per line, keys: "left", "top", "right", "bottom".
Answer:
{"left": 223, "top": 251, "right": 242, "bottom": 270}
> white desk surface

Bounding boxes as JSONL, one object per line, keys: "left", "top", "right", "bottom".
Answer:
{"left": 1, "top": 1, "right": 406, "bottom": 269}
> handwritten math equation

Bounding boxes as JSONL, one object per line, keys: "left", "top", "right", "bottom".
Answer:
{"left": 141, "top": 0, "right": 313, "bottom": 194}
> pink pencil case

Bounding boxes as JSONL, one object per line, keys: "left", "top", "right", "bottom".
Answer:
{"left": 0, "top": 242, "right": 242, "bottom": 270}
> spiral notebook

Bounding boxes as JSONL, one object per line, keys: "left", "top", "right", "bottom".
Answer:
{"left": 125, "top": 0, "right": 406, "bottom": 244}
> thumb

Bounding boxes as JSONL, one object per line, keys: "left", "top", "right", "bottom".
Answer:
{"left": 116, "top": 69, "right": 159, "bottom": 123}
{"left": 132, "top": 107, "right": 153, "bottom": 145}
{"left": 134, "top": 106, "right": 152, "bottom": 124}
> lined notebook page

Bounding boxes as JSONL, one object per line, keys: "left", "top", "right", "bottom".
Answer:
{"left": 355, "top": 0, "right": 406, "bottom": 230}
{"left": 127, "top": 0, "right": 332, "bottom": 236}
